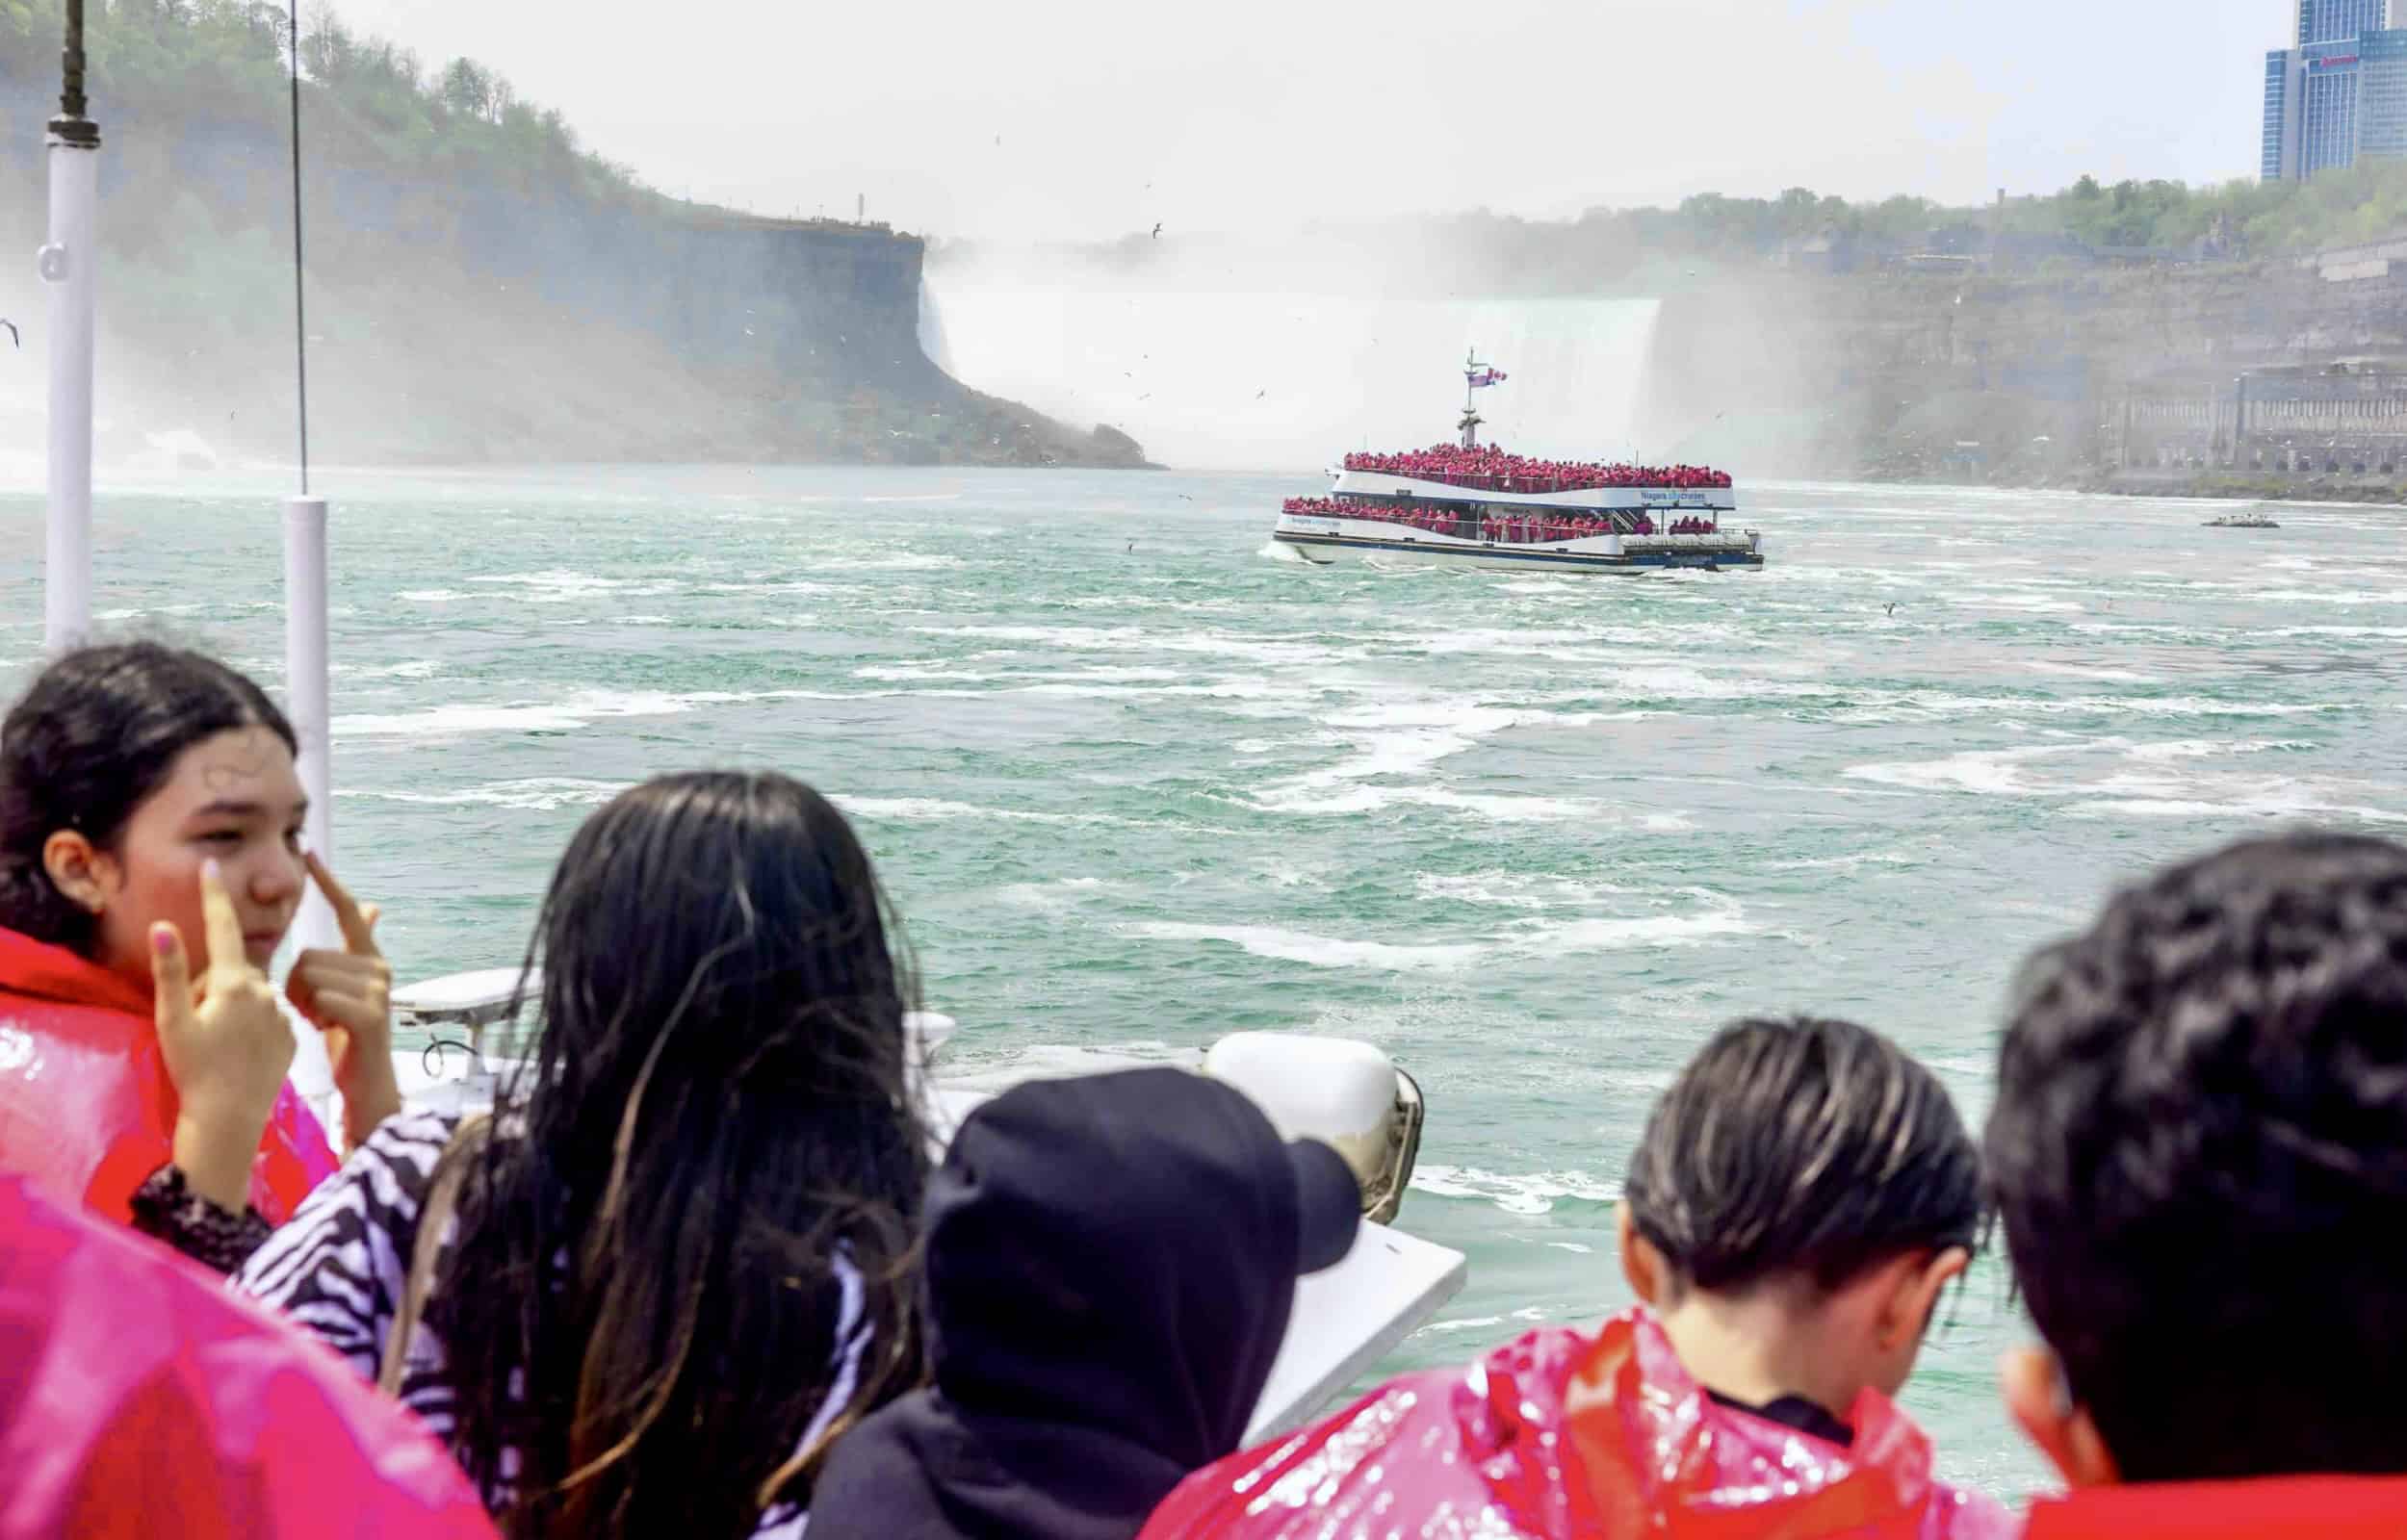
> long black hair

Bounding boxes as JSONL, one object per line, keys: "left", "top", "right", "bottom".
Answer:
{"left": 1623, "top": 1015, "right": 1983, "bottom": 1296}
{"left": 0, "top": 641, "right": 296, "bottom": 951}
{"left": 429, "top": 771, "right": 931, "bottom": 1540}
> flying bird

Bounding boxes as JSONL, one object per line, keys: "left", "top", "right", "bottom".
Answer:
{"left": 0, "top": 319, "right": 16, "bottom": 348}
{"left": 1152, "top": 222, "right": 1162, "bottom": 239}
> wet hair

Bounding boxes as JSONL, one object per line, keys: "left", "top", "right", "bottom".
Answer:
{"left": 1623, "top": 1015, "right": 1982, "bottom": 1296}
{"left": 1989, "top": 832, "right": 2407, "bottom": 1483}
{"left": 430, "top": 772, "right": 932, "bottom": 1539}
{"left": 0, "top": 641, "right": 296, "bottom": 952}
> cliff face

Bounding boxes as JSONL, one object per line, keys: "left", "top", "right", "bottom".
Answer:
{"left": 1641, "top": 258, "right": 2407, "bottom": 485}
{"left": 0, "top": 63, "right": 1147, "bottom": 469}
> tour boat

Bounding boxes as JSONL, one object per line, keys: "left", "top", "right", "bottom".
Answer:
{"left": 1273, "top": 355, "right": 1764, "bottom": 574}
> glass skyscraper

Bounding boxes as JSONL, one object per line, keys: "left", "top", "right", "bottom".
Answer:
{"left": 2265, "top": 1, "right": 2407, "bottom": 179}
{"left": 2301, "top": 0, "right": 2388, "bottom": 45}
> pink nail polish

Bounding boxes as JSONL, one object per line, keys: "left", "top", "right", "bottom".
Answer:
{"left": 202, "top": 859, "right": 221, "bottom": 882}
{"left": 152, "top": 927, "right": 174, "bottom": 956}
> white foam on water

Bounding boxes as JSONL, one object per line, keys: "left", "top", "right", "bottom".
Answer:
{"left": 1255, "top": 701, "right": 1519, "bottom": 807}
{"left": 854, "top": 664, "right": 1002, "bottom": 681}
{"left": 1411, "top": 1165, "right": 1622, "bottom": 1216}
{"left": 2124, "top": 738, "right": 2314, "bottom": 762}
{"left": 1845, "top": 744, "right": 2090, "bottom": 796}
{"left": 1124, "top": 921, "right": 1487, "bottom": 972}
{"left": 2026, "top": 660, "right": 2164, "bottom": 684}
{"left": 1766, "top": 850, "right": 1914, "bottom": 871}
{"left": 337, "top": 658, "right": 443, "bottom": 680}
{"left": 338, "top": 777, "right": 630, "bottom": 811}
{"left": 1507, "top": 905, "right": 1753, "bottom": 954}
{"left": 912, "top": 623, "right": 1342, "bottom": 668}
{"left": 802, "top": 552, "right": 963, "bottom": 572}
{"left": 1413, "top": 872, "right": 1640, "bottom": 910}
{"left": 698, "top": 580, "right": 841, "bottom": 595}
{"left": 335, "top": 688, "right": 776, "bottom": 737}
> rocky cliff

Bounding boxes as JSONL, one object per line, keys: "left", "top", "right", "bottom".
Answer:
{"left": 1642, "top": 255, "right": 2407, "bottom": 491}
{"left": 0, "top": 38, "right": 1148, "bottom": 471}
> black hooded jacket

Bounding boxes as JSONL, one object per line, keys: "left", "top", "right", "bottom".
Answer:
{"left": 807, "top": 1067, "right": 1355, "bottom": 1540}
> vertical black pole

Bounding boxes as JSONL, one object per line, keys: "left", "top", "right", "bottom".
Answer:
{"left": 53, "top": 0, "right": 97, "bottom": 143}
{"left": 288, "top": 0, "right": 309, "bottom": 495}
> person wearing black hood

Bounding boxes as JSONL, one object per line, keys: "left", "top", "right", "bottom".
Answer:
{"left": 808, "top": 1065, "right": 1363, "bottom": 1540}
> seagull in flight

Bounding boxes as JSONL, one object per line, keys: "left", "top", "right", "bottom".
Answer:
{"left": 1152, "top": 222, "right": 1163, "bottom": 239}
{"left": 0, "top": 320, "right": 16, "bottom": 348}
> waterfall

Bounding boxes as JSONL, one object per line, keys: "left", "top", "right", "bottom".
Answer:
{"left": 920, "top": 275, "right": 1662, "bottom": 472}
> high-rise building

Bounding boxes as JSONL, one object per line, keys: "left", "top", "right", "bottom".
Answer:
{"left": 2266, "top": 50, "right": 2302, "bottom": 178}
{"left": 2301, "top": 0, "right": 2388, "bottom": 45}
{"left": 2265, "top": 0, "right": 2407, "bottom": 179}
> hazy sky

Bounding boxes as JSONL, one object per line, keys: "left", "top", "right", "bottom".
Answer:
{"left": 330, "top": 0, "right": 2287, "bottom": 242}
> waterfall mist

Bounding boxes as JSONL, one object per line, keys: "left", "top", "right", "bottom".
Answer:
{"left": 923, "top": 251, "right": 1662, "bottom": 472}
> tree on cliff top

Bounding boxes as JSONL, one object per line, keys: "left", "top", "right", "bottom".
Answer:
{"left": 0, "top": 0, "right": 645, "bottom": 208}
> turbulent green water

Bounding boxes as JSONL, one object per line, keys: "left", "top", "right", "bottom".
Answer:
{"left": 10, "top": 467, "right": 2405, "bottom": 1498}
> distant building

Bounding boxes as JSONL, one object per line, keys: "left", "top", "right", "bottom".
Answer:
{"left": 2302, "top": 0, "right": 2388, "bottom": 45}
{"left": 2264, "top": 1, "right": 2407, "bottom": 179}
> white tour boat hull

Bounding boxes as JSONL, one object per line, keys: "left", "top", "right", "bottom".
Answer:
{"left": 1274, "top": 515, "right": 1764, "bottom": 574}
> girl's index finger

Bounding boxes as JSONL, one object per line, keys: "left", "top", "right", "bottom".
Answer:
{"left": 198, "top": 859, "right": 249, "bottom": 983}
{"left": 304, "top": 850, "right": 381, "bottom": 956}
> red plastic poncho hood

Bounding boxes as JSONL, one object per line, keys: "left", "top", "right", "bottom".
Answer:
{"left": 1140, "top": 1308, "right": 2014, "bottom": 1540}
{"left": 0, "top": 926, "right": 335, "bottom": 1222}
{"left": 0, "top": 1173, "right": 499, "bottom": 1539}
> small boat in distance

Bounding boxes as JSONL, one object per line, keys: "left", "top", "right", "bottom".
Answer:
{"left": 1272, "top": 353, "right": 1764, "bottom": 574}
{"left": 2205, "top": 510, "right": 2281, "bottom": 528}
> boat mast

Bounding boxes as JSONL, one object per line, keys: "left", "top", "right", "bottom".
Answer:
{"left": 1459, "top": 346, "right": 1485, "bottom": 450}
{"left": 41, "top": 0, "right": 100, "bottom": 651}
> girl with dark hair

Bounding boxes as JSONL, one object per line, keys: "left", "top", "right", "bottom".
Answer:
{"left": 0, "top": 642, "right": 399, "bottom": 1266}
{"left": 237, "top": 771, "right": 932, "bottom": 1540}
{"left": 1143, "top": 1015, "right": 2011, "bottom": 1540}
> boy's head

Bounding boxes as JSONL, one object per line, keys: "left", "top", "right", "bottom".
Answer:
{"left": 1618, "top": 1015, "right": 1982, "bottom": 1403}
{"left": 1989, "top": 833, "right": 2407, "bottom": 1486}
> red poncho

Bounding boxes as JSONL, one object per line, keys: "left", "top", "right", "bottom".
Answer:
{"left": 1141, "top": 1309, "right": 2013, "bottom": 1540}
{"left": 0, "top": 1173, "right": 498, "bottom": 1539}
{"left": 0, "top": 927, "right": 336, "bottom": 1222}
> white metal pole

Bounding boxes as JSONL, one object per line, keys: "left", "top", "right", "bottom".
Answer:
{"left": 40, "top": 124, "right": 97, "bottom": 650}
{"left": 283, "top": 494, "right": 338, "bottom": 1110}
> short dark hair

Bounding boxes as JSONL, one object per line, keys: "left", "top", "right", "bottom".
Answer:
{"left": 1624, "top": 1015, "right": 1982, "bottom": 1295}
{"left": 1, "top": 642, "right": 296, "bottom": 952}
{"left": 1988, "top": 832, "right": 2407, "bottom": 1482}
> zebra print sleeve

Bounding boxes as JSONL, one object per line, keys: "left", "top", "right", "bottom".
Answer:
{"left": 232, "top": 1108, "right": 460, "bottom": 1387}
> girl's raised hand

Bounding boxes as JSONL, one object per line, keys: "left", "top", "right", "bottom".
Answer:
{"left": 288, "top": 852, "right": 401, "bottom": 1148}
{"left": 154, "top": 860, "right": 295, "bottom": 1210}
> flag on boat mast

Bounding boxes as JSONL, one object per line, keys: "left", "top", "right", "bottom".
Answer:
{"left": 1469, "top": 367, "right": 1508, "bottom": 388}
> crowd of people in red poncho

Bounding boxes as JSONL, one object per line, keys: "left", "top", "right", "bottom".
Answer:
{"left": 1281, "top": 497, "right": 1724, "bottom": 543}
{"left": 1340, "top": 443, "right": 1732, "bottom": 492}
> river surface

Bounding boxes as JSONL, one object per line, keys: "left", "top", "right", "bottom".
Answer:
{"left": 10, "top": 467, "right": 2406, "bottom": 1499}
